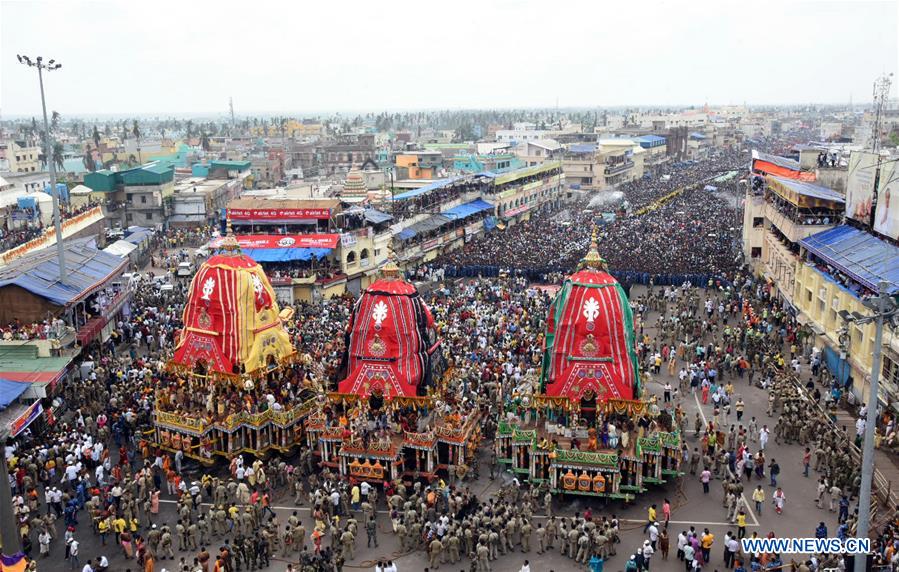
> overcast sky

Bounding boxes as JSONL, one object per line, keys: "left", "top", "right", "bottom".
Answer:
{"left": 1, "top": 0, "right": 897, "bottom": 118}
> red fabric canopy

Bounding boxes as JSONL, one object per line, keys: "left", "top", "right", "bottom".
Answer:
{"left": 542, "top": 269, "right": 638, "bottom": 402}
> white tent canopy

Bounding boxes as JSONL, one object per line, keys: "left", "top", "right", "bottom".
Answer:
{"left": 102, "top": 239, "right": 138, "bottom": 258}
{"left": 70, "top": 184, "right": 93, "bottom": 195}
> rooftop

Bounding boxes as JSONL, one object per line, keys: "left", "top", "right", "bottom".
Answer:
{"left": 800, "top": 225, "right": 899, "bottom": 296}
{"left": 0, "top": 238, "right": 127, "bottom": 306}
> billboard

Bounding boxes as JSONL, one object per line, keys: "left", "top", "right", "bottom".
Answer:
{"left": 211, "top": 234, "right": 339, "bottom": 249}
{"left": 228, "top": 207, "right": 331, "bottom": 220}
{"left": 845, "top": 151, "right": 879, "bottom": 224}
{"left": 874, "top": 161, "right": 899, "bottom": 240}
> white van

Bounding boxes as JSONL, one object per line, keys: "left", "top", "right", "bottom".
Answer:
{"left": 176, "top": 262, "right": 194, "bottom": 278}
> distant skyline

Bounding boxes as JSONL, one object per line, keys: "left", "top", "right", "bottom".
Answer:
{"left": 1, "top": 0, "right": 897, "bottom": 118}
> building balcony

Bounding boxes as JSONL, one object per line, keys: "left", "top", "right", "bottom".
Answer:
{"left": 764, "top": 203, "right": 835, "bottom": 245}
{"left": 604, "top": 160, "right": 634, "bottom": 175}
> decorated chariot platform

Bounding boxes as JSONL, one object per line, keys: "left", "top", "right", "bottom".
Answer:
{"left": 150, "top": 233, "right": 316, "bottom": 464}
{"left": 492, "top": 231, "right": 682, "bottom": 500}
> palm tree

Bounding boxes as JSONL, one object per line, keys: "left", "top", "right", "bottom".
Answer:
{"left": 92, "top": 125, "right": 101, "bottom": 149}
{"left": 200, "top": 132, "right": 211, "bottom": 152}
{"left": 186, "top": 120, "right": 194, "bottom": 139}
{"left": 83, "top": 145, "right": 97, "bottom": 172}
{"left": 50, "top": 110, "right": 60, "bottom": 132}
{"left": 52, "top": 141, "right": 65, "bottom": 172}
{"left": 133, "top": 120, "right": 142, "bottom": 164}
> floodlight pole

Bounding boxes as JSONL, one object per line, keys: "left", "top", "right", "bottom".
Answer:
{"left": 18, "top": 55, "right": 67, "bottom": 283}
{"left": 854, "top": 280, "right": 898, "bottom": 572}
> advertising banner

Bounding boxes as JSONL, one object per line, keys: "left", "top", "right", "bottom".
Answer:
{"left": 10, "top": 401, "right": 43, "bottom": 437}
{"left": 218, "top": 234, "right": 339, "bottom": 249}
{"left": 874, "top": 161, "right": 899, "bottom": 240}
{"left": 228, "top": 207, "right": 331, "bottom": 220}
{"left": 845, "top": 151, "right": 879, "bottom": 224}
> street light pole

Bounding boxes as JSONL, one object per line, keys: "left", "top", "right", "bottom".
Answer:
{"left": 853, "top": 280, "right": 898, "bottom": 572}
{"left": 17, "top": 54, "right": 66, "bottom": 284}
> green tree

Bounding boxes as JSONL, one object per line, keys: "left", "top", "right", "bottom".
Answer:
{"left": 200, "top": 131, "right": 211, "bottom": 151}
{"left": 50, "top": 110, "right": 60, "bottom": 132}
{"left": 93, "top": 125, "right": 101, "bottom": 149}
{"left": 83, "top": 145, "right": 97, "bottom": 172}
{"left": 186, "top": 120, "right": 194, "bottom": 139}
{"left": 132, "top": 119, "right": 140, "bottom": 140}
{"left": 52, "top": 141, "right": 65, "bottom": 172}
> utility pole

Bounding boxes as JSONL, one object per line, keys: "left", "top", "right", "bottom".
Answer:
{"left": 17, "top": 54, "right": 66, "bottom": 284}
{"left": 230, "top": 97, "right": 236, "bottom": 127}
{"left": 850, "top": 281, "right": 898, "bottom": 572}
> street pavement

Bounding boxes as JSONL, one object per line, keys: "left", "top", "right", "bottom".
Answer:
{"left": 40, "top": 285, "right": 870, "bottom": 572}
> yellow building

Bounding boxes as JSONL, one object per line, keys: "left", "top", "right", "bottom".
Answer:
{"left": 792, "top": 226, "right": 899, "bottom": 404}
{"left": 6, "top": 141, "right": 41, "bottom": 174}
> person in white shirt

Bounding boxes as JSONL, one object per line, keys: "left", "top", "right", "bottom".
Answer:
{"left": 519, "top": 561, "right": 531, "bottom": 572}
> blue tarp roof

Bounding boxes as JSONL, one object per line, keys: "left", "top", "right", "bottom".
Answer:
{"left": 392, "top": 177, "right": 463, "bottom": 200}
{"left": 0, "top": 379, "right": 27, "bottom": 409}
{"left": 441, "top": 199, "right": 494, "bottom": 221}
{"left": 769, "top": 175, "right": 845, "bottom": 203}
{"left": 800, "top": 225, "right": 899, "bottom": 295}
{"left": 0, "top": 238, "right": 127, "bottom": 306}
{"left": 637, "top": 135, "right": 666, "bottom": 144}
{"left": 689, "top": 132, "right": 707, "bottom": 140}
{"left": 242, "top": 247, "right": 331, "bottom": 262}
{"left": 396, "top": 229, "right": 416, "bottom": 240}
{"left": 124, "top": 230, "right": 153, "bottom": 246}
{"left": 364, "top": 208, "right": 393, "bottom": 225}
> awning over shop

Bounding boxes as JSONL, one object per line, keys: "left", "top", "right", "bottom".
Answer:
{"left": 406, "top": 214, "right": 452, "bottom": 235}
{"left": 766, "top": 175, "right": 844, "bottom": 208}
{"left": 441, "top": 199, "right": 495, "bottom": 221}
{"left": 242, "top": 247, "right": 332, "bottom": 262}
{"left": 0, "top": 379, "right": 28, "bottom": 409}
{"left": 800, "top": 225, "right": 899, "bottom": 295}
{"left": 364, "top": 208, "right": 393, "bottom": 224}
{"left": 396, "top": 229, "right": 416, "bottom": 241}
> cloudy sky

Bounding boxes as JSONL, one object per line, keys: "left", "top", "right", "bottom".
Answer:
{"left": 1, "top": 0, "right": 897, "bottom": 117}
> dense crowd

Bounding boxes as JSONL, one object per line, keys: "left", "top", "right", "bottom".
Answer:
{"left": 6, "top": 145, "right": 897, "bottom": 572}
{"left": 434, "top": 150, "right": 746, "bottom": 279}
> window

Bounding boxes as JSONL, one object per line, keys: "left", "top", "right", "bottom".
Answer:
{"left": 126, "top": 213, "right": 133, "bottom": 223}
{"left": 751, "top": 247, "right": 762, "bottom": 258}
{"left": 145, "top": 213, "right": 153, "bottom": 221}
{"left": 806, "top": 289, "right": 813, "bottom": 303}
{"left": 360, "top": 249, "right": 369, "bottom": 260}
{"left": 753, "top": 217, "right": 764, "bottom": 228}
{"left": 127, "top": 194, "right": 134, "bottom": 201}
{"left": 140, "top": 195, "right": 147, "bottom": 204}
{"left": 346, "top": 251, "right": 356, "bottom": 265}
{"left": 374, "top": 249, "right": 381, "bottom": 257}
{"left": 882, "top": 353, "right": 899, "bottom": 399}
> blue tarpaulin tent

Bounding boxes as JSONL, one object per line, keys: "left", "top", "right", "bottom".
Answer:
{"left": 441, "top": 199, "right": 494, "bottom": 221}
{"left": 242, "top": 248, "right": 331, "bottom": 262}
{"left": 0, "top": 379, "right": 27, "bottom": 409}
{"left": 0, "top": 238, "right": 127, "bottom": 306}
{"left": 391, "top": 178, "right": 463, "bottom": 200}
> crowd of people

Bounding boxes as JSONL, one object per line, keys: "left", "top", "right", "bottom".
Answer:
{"left": 8, "top": 143, "right": 899, "bottom": 572}
{"left": 433, "top": 150, "right": 746, "bottom": 281}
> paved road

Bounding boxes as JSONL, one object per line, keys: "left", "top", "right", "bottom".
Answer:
{"left": 40, "top": 285, "right": 867, "bottom": 572}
